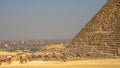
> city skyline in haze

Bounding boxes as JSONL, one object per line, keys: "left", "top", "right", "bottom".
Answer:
{"left": 0, "top": 0, "right": 107, "bottom": 41}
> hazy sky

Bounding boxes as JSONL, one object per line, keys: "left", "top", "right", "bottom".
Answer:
{"left": 0, "top": 0, "right": 107, "bottom": 41}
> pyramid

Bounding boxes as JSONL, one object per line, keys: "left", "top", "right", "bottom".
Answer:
{"left": 67, "top": 0, "right": 120, "bottom": 56}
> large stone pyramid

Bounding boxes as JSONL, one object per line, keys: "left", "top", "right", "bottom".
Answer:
{"left": 67, "top": 0, "right": 120, "bottom": 56}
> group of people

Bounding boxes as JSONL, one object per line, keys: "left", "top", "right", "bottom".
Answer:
{"left": 0, "top": 51, "right": 85, "bottom": 65}
{"left": 0, "top": 56, "right": 12, "bottom": 65}
{"left": 17, "top": 52, "right": 67, "bottom": 64}
{"left": 21, "top": 51, "right": 67, "bottom": 63}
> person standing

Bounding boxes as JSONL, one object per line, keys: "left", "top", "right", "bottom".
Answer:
{"left": 7, "top": 56, "right": 12, "bottom": 64}
{"left": 0, "top": 56, "right": 1, "bottom": 65}
{"left": 61, "top": 51, "right": 67, "bottom": 62}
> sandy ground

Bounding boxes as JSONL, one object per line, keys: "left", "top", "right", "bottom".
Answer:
{"left": 0, "top": 59, "right": 120, "bottom": 68}
{"left": 0, "top": 51, "right": 16, "bottom": 56}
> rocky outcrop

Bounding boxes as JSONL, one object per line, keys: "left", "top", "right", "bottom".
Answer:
{"left": 67, "top": 0, "right": 120, "bottom": 56}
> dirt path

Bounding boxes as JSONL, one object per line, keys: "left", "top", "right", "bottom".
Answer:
{"left": 0, "top": 59, "right": 120, "bottom": 68}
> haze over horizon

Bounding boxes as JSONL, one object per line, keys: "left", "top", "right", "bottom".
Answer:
{"left": 0, "top": 0, "right": 107, "bottom": 41}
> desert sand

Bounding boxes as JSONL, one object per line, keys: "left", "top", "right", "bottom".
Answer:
{"left": 0, "top": 59, "right": 120, "bottom": 68}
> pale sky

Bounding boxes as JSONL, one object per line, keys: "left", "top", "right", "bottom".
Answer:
{"left": 0, "top": 0, "right": 107, "bottom": 41}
